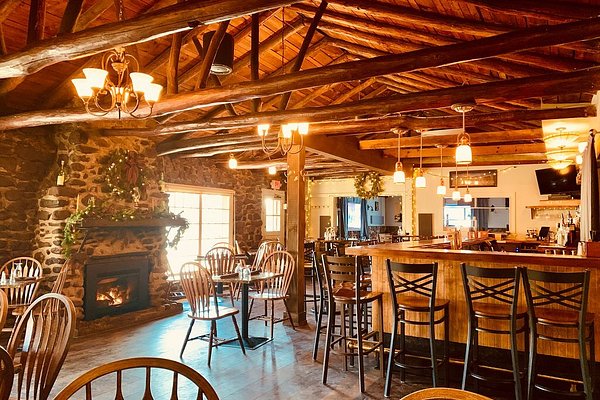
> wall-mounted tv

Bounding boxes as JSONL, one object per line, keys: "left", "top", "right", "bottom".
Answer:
{"left": 535, "top": 165, "right": 580, "bottom": 197}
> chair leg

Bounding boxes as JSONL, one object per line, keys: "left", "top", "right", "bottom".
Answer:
{"left": 231, "top": 315, "right": 246, "bottom": 355}
{"left": 283, "top": 299, "right": 296, "bottom": 331}
{"left": 229, "top": 284, "right": 235, "bottom": 307}
{"left": 180, "top": 319, "right": 195, "bottom": 358}
{"left": 462, "top": 317, "right": 473, "bottom": 390}
{"left": 385, "top": 317, "right": 398, "bottom": 398}
{"left": 400, "top": 310, "right": 406, "bottom": 383}
{"left": 265, "top": 300, "right": 268, "bottom": 327}
{"left": 313, "top": 293, "right": 324, "bottom": 361}
{"left": 341, "top": 304, "right": 348, "bottom": 372}
{"left": 349, "top": 303, "right": 355, "bottom": 368}
{"left": 311, "top": 272, "right": 318, "bottom": 320}
{"left": 579, "top": 325, "right": 593, "bottom": 400}
{"left": 270, "top": 300, "right": 275, "bottom": 339}
{"left": 473, "top": 326, "right": 480, "bottom": 393}
{"left": 378, "top": 298, "right": 385, "bottom": 377}
{"left": 356, "top": 302, "right": 365, "bottom": 393}
{"left": 444, "top": 306, "right": 450, "bottom": 387}
{"left": 590, "top": 323, "right": 596, "bottom": 396}
{"left": 510, "top": 318, "right": 522, "bottom": 400}
{"left": 527, "top": 330, "right": 537, "bottom": 400}
{"left": 322, "top": 302, "right": 336, "bottom": 385}
{"left": 429, "top": 312, "right": 438, "bottom": 387}
{"left": 207, "top": 320, "right": 215, "bottom": 367}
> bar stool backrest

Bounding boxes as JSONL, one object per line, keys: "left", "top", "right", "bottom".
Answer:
{"left": 312, "top": 250, "right": 326, "bottom": 292}
{"left": 321, "top": 255, "right": 359, "bottom": 299}
{"left": 386, "top": 261, "right": 438, "bottom": 311}
{"left": 204, "top": 246, "right": 236, "bottom": 276}
{"left": 522, "top": 268, "right": 590, "bottom": 327}
{"left": 180, "top": 262, "right": 220, "bottom": 317}
{"left": 461, "top": 264, "right": 521, "bottom": 316}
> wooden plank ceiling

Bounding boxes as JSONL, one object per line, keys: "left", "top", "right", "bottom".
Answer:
{"left": 0, "top": 0, "right": 599, "bottom": 178}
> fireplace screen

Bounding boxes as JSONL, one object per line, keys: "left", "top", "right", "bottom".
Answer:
{"left": 84, "top": 253, "right": 150, "bottom": 320}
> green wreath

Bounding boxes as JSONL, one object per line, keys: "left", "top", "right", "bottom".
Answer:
{"left": 354, "top": 172, "right": 383, "bottom": 199}
{"left": 102, "top": 149, "right": 147, "bottom": 200}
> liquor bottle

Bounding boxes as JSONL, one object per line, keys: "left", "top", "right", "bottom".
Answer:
{"left": 56, "top": 160, "right": 65, "bottom": 186}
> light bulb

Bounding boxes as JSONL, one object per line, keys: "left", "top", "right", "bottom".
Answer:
{"left": 393, "top": 170, "right": 405, "bottom": 184}
{"left": 415, "top": 174, "right": 426, "bottom": 188}
{"left": 436, "top": 183, "right": 446, "bottom": 195}
{"left": 464, "top": 192, "right": 472, "bottom": 203}
{"left": 452, "top": 190, "right": 461, "bottom": 201}
{"left": 82, "top": 68, "right": 108, "bottom": 89}
{"left": 455, "top": 143, "right": 472, "bottom": 165}
{"left": 268, "top": 166, "right": 277, "bottom": 175}
{"left": 257, "top": 124, "right": 270, "bottom": 137}
{"left": 228, "top": 155, "right": 238, "bottom": 169}
{"left": 281, "top": 124, "right": 293, "bottom": 139}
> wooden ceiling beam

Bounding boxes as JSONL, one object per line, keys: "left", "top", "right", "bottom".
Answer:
{"left": 195, "top": 21, "right": 230, "bottom": 90}
{"left": 398, "top": 153, "right": 548, "bottom": 167}
{"left": 397, "top": 142, "right": 546, "bottom": 159}
{"left": 108, "top": 69, "right": 600, "bottom": 136}
{"left": 0, "top": 0, "right": 296, "bottom": 78}
{"left": 454, "top": 0, "right": 600, "bottom": 22}
{"left": 361, "top": 128, "right": 544, "bottom": 150}
{"left": 27, "top": 0, "right": 46, "bottom": 44}
{"left": 299, "top": 4, "right": 592, "bottom": 73}
{"left": 328, "top": 0, "right": 594, "bottom": 54}
{"left": 59, "top": 0, "right": 84, "bottom": 34}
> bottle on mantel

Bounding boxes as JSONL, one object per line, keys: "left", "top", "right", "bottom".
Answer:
{"left": 56, "top": 160, "right": 65, "bottom": 186}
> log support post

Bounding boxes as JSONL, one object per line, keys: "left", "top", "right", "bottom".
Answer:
{"left": 286, "top": 145, "right": 307, "bottom": 326}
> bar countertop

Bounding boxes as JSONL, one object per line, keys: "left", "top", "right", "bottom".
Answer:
{"left": 345, "top": 239, "right": 600, "bottom": 269}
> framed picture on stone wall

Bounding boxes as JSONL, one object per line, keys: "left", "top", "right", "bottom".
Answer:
{"left": 449, "top": 169, "right": 498, "bottom": 188}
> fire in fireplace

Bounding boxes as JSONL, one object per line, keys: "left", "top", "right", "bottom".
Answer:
{"left": 84, "top": 253, "right": 150, "bottom": 320}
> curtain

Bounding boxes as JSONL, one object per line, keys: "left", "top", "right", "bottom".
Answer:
{"left": 360, "top": 199, "right": 369, "bottom": 239}
{"left": 474, "top": 198, "right": 489, "bottom": 230}
{"left": 337, "top": 197, "right": 349, "bottom": 239}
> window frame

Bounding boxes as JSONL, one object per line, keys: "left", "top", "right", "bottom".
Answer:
{"left": 262, "top": 188, "right": 285, "bottom": 242}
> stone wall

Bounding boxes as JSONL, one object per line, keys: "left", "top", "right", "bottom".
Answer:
{"left": 0, "top": 131, "right": 55, "bottom": 264}
{"left": 158, "top": 157, "right": 271, "bottom": 250}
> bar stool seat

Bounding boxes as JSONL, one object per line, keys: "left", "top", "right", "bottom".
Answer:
{"left": 535, "top": 308, "right": 594, "bottom": 326}
{"left": 472, "top": 303, "right": 528, "bottom": 319}
{"left": 396, "top": 294, "right": 449, "bottom": 311}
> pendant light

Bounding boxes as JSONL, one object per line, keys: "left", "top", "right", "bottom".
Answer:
{"left": 452, "top": 103, "right": 474, "bottom": 165}
{"left": 463, "top": 167, "right": 472, "bottom": 203}
{"left": 392, "top": 128, "right": 405, "bottom": 183}
{"left": 268, "top": 165, "right": 277, "bottom": 175}
{"left": 228, "top": 154, "right": 238, "bottom": 169}
{"left": 415, "top": 131, "right": 426, "bottom": 188}
{"left": 436, "top": 145, "right": 446, "bottom": 195}
{"left": 451, "top": 162, "right": 461, "bottom": 201}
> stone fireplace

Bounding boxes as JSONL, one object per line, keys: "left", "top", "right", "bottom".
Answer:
{"left": 84, "top": 253, "right": 150, "bottom": 321}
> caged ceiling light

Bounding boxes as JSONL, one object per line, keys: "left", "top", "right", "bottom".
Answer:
{"left": 72, "top": 47, "right": 162, "bottom": 119}
{"left": 451, "top": 103, "right": 474, "bottom": 165}
{"left": 392, "top": 128, "right": 405, "bottom": 183}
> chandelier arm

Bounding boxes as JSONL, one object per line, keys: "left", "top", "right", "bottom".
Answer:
{"left": 286, "top": 134, "right": 305, "bottom": 155}
{"left": 260, "top": 135, "right": 283, "bottom": 157}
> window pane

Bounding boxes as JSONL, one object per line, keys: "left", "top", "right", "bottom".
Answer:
{"left": 347, "top": 203, "right": 361, "bottom": 230}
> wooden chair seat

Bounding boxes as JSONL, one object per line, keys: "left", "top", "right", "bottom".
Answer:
{"left": 189, "top": 306, "right": 239, "bottom": 321}
{"left": 396, "top": 294, "right": 449, "bottom": 312}
{"left": 249, "top": 292, "right": 288, "bottom": 301}
{"left": 401, "top": 387, "right": 493, "bottom": 400}
{"left": 472, "top": 302, "right": 527, "bottom": 319}
{"left": 332, "top": 287, "right": 382, "bottom": 303}
{"left": 535, "top": 307, "right": 594, "bottom": 326}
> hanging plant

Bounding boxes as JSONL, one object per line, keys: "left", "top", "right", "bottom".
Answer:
{"left": 101, "top": 149, "right": 147, "bottom": 201}
{"left": 354, "top": 172, "right": 383, "bottom": 199}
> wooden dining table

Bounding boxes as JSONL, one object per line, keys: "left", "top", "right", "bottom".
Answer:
{"left": 212, "top": 271, "right": 282, "bottom": 350}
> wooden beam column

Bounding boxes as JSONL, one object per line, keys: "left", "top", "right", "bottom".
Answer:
{"left": 286, "top": 145, "right": 307, "bottom": 326}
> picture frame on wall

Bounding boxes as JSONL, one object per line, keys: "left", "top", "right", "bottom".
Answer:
{"left": 449, "top": 169, "right": 498, "bottom": 188}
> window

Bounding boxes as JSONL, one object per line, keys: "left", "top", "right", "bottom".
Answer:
{"left": 262, "top": 189, "right": 284, "bottom": 241}
{"left": 443, "top": 197, "right": 510, "bottom": 232}
{"left": 347, "top": 202, "right": 362, "bottom": 230}
{"left": 165, "top": 184, "right": 234, "bottom": 275}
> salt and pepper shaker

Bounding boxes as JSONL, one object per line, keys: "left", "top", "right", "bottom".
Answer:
{"left": 242, "top": 266, "right": 251, "bottom": 280}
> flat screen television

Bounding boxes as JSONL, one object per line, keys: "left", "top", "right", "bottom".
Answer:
{"left": 535, "top": 165, "right": 580, "bottom": 197}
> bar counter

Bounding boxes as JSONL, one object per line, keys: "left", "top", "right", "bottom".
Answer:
{"left": 346, "top": 240, "right": 600, "bottom": 361}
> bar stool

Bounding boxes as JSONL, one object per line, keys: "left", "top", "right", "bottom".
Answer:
{"left": 321, "top": 254, "right": 384, "bottom": 393}
{"left": 461, "top": 264, "right": 527, "bottom": 400}
{"left": 522, "top": 268, "right": 595, "bottom": 400}
{"left": 384, "top": 261, "right": 450, "bottom": 398}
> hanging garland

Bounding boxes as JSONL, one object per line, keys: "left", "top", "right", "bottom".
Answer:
{"left": 354, "top": 172, "right": 383, "bottom": 199}
{"left": 102, "top": 149, "right": 147, "bottom": 200}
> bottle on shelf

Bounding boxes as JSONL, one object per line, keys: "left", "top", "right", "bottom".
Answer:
{"left": 56, "top": 160, "right": 66, "bottom": 186}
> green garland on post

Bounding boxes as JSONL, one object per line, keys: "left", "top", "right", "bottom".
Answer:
{"left": 354, "top": 172, "right": 383, "bottom": 199}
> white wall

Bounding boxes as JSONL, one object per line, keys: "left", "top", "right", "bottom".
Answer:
{"left": 309, "top": 164, "right": 565, "bottom": 237}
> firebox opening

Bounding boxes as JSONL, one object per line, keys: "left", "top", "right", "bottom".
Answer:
{"left": 96, "top": 275, "right": 138, "bottom": 307}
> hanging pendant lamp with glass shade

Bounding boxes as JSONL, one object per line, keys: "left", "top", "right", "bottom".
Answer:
{"left": 436, "top": 145, "right": 446, "bottom": 195}
{"left": 451, "top": 103, "right": 474, "bottom": 165}
{"left": 228, "top": 154, "right": 238, "bottom": 169}
{"left": 452, "top": 162, "right": 461, "bottom": 201}
{"left": 463, "top": 167, "right": 472, "bottom": 203}
{"left": 415, "top": 131, "right": 427, "bottom": 188}
{"left": 392, "top": 128, "right": 406, "bottom": 183}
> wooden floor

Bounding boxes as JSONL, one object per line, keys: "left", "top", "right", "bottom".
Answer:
{"left": 41, "top": 295, "right": 535, "bottom": 400}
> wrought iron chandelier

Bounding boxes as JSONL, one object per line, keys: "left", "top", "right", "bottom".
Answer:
{"left": 257, "top": 123, "right": 309, "bottom": 156}
{"left": 71, "top": 47, "right": 162, "bottom": 119}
